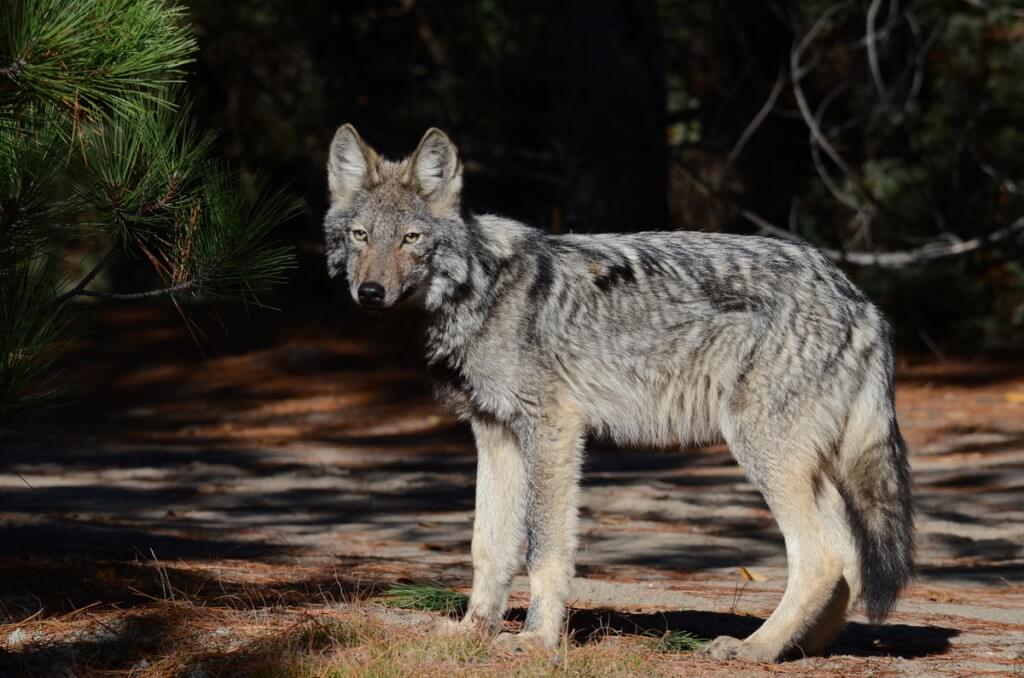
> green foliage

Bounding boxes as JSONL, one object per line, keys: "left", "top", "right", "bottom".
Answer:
{"left": 378, "top": 583, "right": 469, "bottom": 614}
{"left": 0, "top": 260, "right": 69, "bottom": 423}
{"left": 0, "top": 0, "right": 298, "bottom": 428}
{"left": 182, "top": 170, "right": 302, "bottom": 297}
{"left": 73, "top": 95, "right": 214, "bottom": 246}
{"left": 650, "top": 630, "right": 707, "bottom": 653}
{"left": 0, "top": 0, "right": 196, "bottom": 119}
{"left": 0, "top": 114, "right": 74, "bottom": 269}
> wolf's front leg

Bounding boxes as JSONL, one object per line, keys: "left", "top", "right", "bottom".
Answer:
{"left": 498, "top": 405, "right": 585, "bottom": 651}
{"left": 458, "top": 417, "right": 528, "bottom": 634}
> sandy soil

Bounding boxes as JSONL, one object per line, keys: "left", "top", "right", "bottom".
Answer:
{"left": 1, "top": 308, "right": 1022, "bottom": 676}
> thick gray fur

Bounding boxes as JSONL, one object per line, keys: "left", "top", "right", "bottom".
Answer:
{"left": 323, "top": 124, "right": 914, "bottom": 662}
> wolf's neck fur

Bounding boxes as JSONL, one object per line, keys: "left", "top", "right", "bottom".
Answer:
{"left": 424, "top": 213, "right": 536, "bottom": 368}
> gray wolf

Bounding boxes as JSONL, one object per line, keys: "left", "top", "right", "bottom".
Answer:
{"left": 321, "top": 124, "right": 914, "bottom": 661}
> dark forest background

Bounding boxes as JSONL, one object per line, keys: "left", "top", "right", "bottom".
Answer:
{"left": 180, "top": 1, "right": 1023, "bottom": 353}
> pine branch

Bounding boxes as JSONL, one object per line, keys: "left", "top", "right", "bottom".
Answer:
{"left": 1, "top": 0, "right": 196, "bottom": 121}
{"left": 67, "top": 279, "right": 198, "bottom": 301}
{"left": 55, "top": 248, "right": 115, "bottom": 303}
{"left": 1, "top": 0, "right": 298, "bottom": 425}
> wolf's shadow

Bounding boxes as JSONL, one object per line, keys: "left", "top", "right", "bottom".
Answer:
{"left": 508, "top": 607, "right": 958, "bottom": 659}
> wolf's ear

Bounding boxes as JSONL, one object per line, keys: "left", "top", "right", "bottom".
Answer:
{"left": 327, "top": 124, "right": 380, "bottom": 208}
{"left": 405, "top": 128, "right": 462, "bottom": 211}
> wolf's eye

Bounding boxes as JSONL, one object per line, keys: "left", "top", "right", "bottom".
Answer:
{"left": 403, "top": 232, "right": 421, "bottom": 244}
{"left": 350, "top": 228, "right": 367, "bottom": 242}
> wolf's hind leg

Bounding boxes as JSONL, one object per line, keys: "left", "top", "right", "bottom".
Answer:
{"left": 498, "top": 404, "right": 584, "bottom": 650}
{"left": 707, "top": 436, "right": 852, "bottom": 661}
{"left": 802, "top": 472, "right": 862, "bottom": 652}
{"left": 459, "top": 417, "right": 528, "bottom": 634}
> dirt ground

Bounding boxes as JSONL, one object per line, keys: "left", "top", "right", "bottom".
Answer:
{"left": 1, "top": 307, "right": 1023, "bottom": 676}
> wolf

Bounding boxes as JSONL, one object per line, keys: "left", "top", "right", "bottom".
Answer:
{"left": 321, "top": 124, "right": 914, "bottom": 662}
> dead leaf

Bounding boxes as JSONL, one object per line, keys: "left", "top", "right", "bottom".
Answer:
{"left": 738, "top": 566, "right": 770, "bottom": 582}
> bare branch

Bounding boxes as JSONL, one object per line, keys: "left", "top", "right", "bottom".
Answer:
{"left": 810, "top": 83, "right": 862, "bottom": 211}
{"left": 748, "top": 208, "right": 1024, "bottom": 267}
{"left": 720, "top": 63, "right": 787, "bottom": 186}
{"left": 790, "top": 2, "right": 928, "bottom": 232}
{"left": 414, "top": 6, "right": 447, "bottom": 67}
{"left": 900, "top": 11, "right": 927, "bottom": 118}
{"left": 791, "top": 2, "right": 857, "bottom": 178}
{"left": 971, "top": 146, "right": 1024, "bottom": 196}
{"left": 866, "top": 0, "right": 891, "bottom": 114}
{"left": 675, "top": 161, "right": 1024, "bottom": 268}
{"left": 878, "top": 9, "right": 942, "bottom": 125}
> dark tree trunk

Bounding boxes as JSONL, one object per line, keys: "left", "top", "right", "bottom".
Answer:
{"left": 565, "top": 0, "right": 668, "bottom": 233}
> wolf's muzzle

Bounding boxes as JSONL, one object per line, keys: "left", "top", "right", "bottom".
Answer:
{"left": 357, "top": 281, "right": 386, "bottom": 307}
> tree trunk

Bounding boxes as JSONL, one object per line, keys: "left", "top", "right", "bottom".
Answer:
{"left": 565, "top": 0, "right": 668, "bottom": 233}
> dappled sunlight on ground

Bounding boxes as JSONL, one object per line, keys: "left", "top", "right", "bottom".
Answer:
{"left": 1, "top": 306, "right": 1023, "bottom": 675}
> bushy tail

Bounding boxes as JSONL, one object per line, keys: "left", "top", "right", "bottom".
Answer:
{"left": 838, "top": 378, "right": 915, "bottom": 624}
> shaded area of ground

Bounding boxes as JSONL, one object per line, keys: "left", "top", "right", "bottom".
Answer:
{"left": 1, "top": 306, "right": 1023, "bottom": 676}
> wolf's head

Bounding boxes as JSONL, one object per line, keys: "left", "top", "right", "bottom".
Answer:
{"left": 322, "top": 124, "right": 465, "bottom": 310}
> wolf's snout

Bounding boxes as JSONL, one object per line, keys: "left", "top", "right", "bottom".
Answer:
{"left": 357, "top": 281, "right": 386, "bottom": 307}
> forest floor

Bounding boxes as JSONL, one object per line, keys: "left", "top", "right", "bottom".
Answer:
{"left": 1, "top": 307, "right": 1023, "bottom": 677}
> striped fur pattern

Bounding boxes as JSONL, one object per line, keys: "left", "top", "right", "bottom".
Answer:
{"left": 323, "top": 125, "right": 914, "bottom": 661}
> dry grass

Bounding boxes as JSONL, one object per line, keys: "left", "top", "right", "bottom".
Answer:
{"left": 217, "top": 614, "right": 668, "bottom": 678}
{"left": 0, "top": 557, "right": 947, "bottom": 677}
{"left": 0, "top": 558, "right": 707, "bottom": 677}
{"left": 4, "top": 556, "right": 993, "bottom": 678}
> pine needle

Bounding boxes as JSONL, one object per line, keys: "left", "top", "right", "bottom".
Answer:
{"left": 0, "top": 1, "right": 299, "bottom": 424}
{"left": 652, "top": 630, "right": 708, "bottom": 653}
{"left": 378, "top": 583, "right": 469, "bottom": 614}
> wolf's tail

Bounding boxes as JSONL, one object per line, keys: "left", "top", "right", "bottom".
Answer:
{"left": 836, "top": 359, "right": 915, "bottom": 624}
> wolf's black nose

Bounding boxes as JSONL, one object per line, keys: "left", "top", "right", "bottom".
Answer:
{"left": 358, "top": 281, "right": 386, "bottom": 306}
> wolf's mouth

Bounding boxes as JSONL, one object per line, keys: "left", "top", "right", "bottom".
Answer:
{"left": 396, "top": 285, "right": 419, "bottom": 304}
{"left": 354, "top": 284, "right": 419, "bottom": 311}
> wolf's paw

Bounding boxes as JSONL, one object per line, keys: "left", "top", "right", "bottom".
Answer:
{"left": 436, "top": 612, "right": 498, "bottom": 638}
{"left": 492, "top": 630, "right": 551, "bottom": 655}
{"left": 434, "top": 615, "right": 487, "bottom": 637}
{"left": 703, "top": 635, "right": 780, "bottom": 662}
{"left": 433, "top": 617, "right": 463, "bottom": 636}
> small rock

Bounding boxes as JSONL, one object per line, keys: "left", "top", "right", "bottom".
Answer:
{"left": 6, "top": 628, "right": 27, "bottom": 647}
